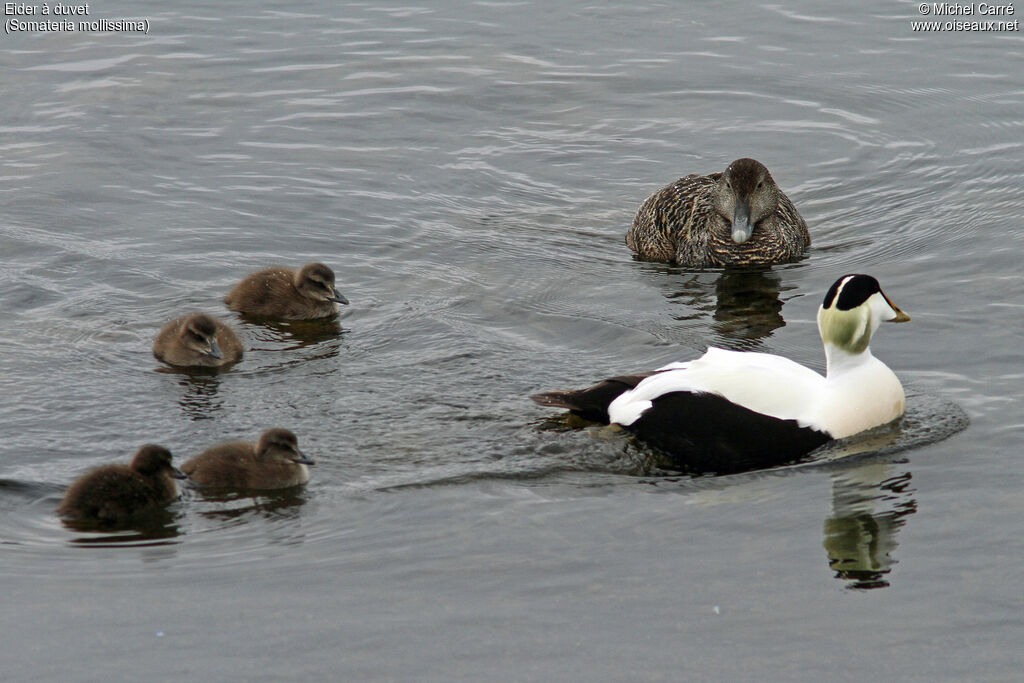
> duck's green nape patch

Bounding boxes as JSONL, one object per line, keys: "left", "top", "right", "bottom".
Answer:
{"left": 819, "top": 307, "right": 871, "bottom": 354}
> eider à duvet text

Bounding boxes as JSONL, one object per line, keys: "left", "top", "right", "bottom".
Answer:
{"left": 626, "top": 158, "right": 810, "bottom": 267}
{"left": 532, "top": 274, "right": 910, "bottom": 474}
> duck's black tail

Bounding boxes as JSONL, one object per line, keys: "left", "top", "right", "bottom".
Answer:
{"left": 530, "top": 374, "right": 652, "bottom": 424}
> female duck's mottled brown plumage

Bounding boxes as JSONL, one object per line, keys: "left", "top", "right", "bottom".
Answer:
{"left": 224, "top": 262, "right": 349, "bottom": 320}
{"left": 626, "top": 158, "right": 810, "bottom": 267}
{"left": 182, "top": 428, "right": 315, "bottom": 490}
{"left": 57, "top": 445, "right": 186, "bottom": 522}
{"left": 153, "top": 313, "right": 244, "bottom": 368}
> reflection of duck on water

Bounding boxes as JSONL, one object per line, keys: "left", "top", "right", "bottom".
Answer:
{"left": 240, "top": 315, "right": 344, "bottom": 352}
{"left": 711, "top": 268, "right": 788, "bottom": 343}
{"left": 174, "top": 373, "right": 225, "bottom": 421}
{"left": 823, "top": 465, "right": 917, "bottom": 590}
{"left": 193, "top": 485, "right": 309, "bottom": 523}
{"left": 648, "top": 267, "right": 790, "bottom": 345}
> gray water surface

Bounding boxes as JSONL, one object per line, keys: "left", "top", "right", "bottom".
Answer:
{"left": 2, "top": 1, "right": 1022, "bottom": 681}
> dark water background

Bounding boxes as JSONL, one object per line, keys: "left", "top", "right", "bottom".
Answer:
{"left": 1, "top": 1, "right": 1021, "bottom": 680}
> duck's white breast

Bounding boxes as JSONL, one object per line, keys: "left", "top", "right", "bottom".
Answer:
{"left": 810, "top": 359, "right": 905, "bottom": 438}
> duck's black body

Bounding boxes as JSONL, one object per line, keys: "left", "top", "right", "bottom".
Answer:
{"left": 625, "top": 390, "right": 830, "bottom": 474}
{"left": 533, "top": 379, "right": 829, "bottom": 475}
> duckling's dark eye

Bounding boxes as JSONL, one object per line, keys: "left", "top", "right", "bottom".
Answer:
{"left": 725, "top": 181, "right": 731, "bottom": 189}
{"left": 757, "top": 181, "right": 763, "bottom": 188}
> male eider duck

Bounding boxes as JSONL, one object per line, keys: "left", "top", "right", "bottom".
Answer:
{"left": 182, "top": 428, "right": 315, "bottom": 490}
{"left": 532, "top": 274, "right": 909, "bottom": 474}
{"left": 626, "top": 158, "right": 810, "bottom": 267}
{"left": 57, "top": 445, "right": 186, "bottom": 522}
{"left": 225, "top": 262, "right": 349, "bottom": 320}
{"left": 153, "top": 313, "right": 244, "bottom": 368}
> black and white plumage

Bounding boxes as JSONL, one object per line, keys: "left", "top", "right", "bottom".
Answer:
{"left": 532, "top": 274, "right": 911, "bottom": 474}
{"left": 626, "top": 158, "right": 810, "bottom": 267}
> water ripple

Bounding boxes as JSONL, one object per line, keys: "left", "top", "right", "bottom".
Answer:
{"left": 0, "top": 0, "right": 1016, "bottom": 605}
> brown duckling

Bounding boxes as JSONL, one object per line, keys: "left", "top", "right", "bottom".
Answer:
{"left": 626, "top": 158, "right": 810, "bottom": 267}
{"left": 153, "top": 313, "right": 244, "bottom": 368}
{"left": 182, "top": 428, "right": 315, "bottom": 490}
{"left": 224, "top": 262, "right": 349, "bottom": 320}
{"left": 57, "top": 445, "right": 186, "bottom": 522}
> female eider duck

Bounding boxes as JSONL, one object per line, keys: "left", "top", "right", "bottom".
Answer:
{"left": 153, "top": 313, "right": 244, "bottom": 368}
{"left": 182, "top": 428, "right": 315, "bottom": 490}
{"left": 626, "top": 158, "right": 810, "bottom": 267}
{"left": 532, "top": 274, "right": 910, "bottom": 474}
{"left": 57, "top": 445, "right": 187, "bottom": 522}
{"left": 225, "top": 262, "right": 349, "bottom": 320}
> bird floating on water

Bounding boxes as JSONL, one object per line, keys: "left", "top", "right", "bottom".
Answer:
{"left": 153, "top": 313, "right": 244, "bottom": 369}
{"left": 532, "top": 274, "right": 910, "bottom": 474}
{"left": 57, "top": 445, "right": 186, "bottom": 522}
{"left": 182, "top": 428, "right": 315, "bottom": 490}
{"left": 225, "top": 262, "right": 349, "bottom": 320}
{"left": 626, "top": 158, "right": 810, "bottom": 267}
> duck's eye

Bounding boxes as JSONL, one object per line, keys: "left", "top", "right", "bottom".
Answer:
{"left": 757, "top": 181, "right": 763, "bottom": 188}
{"left": 725, "top": 181, "right": 731, "bottom": 189}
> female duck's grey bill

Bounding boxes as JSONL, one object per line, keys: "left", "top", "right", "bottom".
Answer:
{"left": 731, "top": 202, "right": 752, "bottom": 243}
{"left": 330, "top": 290, "right": 350, "bottom": 305}
{"left": 170, "top": 466, "right": 188, "bottom": 480}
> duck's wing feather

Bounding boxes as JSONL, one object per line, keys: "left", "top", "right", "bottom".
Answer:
{"left": 609, "top": 347, "right": 825, "bottom": 428}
